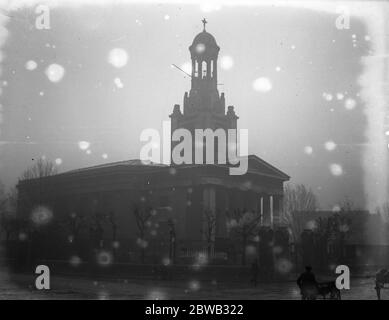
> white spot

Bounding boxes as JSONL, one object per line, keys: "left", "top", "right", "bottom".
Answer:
{"left": 275, "top": 66, "right": 281, "bottom": 72}
{"left": 306, "top": 220, "right": 317, "bottom": 230}
{"left": 97, "top": 251, "right": 113, "bottom": 267}
{"left": 336, "top": 93, "right": 344, "bottom": 100}
{"left": 45, "top": 64, "right": 65, "bottom": 83}
{"left": 78, "top": 141, "right": 90, "bottom": 150}
{"left": 385, "top": 130, "right": 389, "bottom": 136}
{"left": 162, "top": 257, "right": 171, "bottom": 266}
{"left": 291, "top": 45, "right": 296, "bottom": 50}
{"left": 108, "top": 48, "right": 128, "bottom": 68}
{"left": 39, "top": 91, "right": 44, "bottom": 96}
{"left": 275, "top": 258, "right": 293, "bottom": 274}
{"left": 102, "top": 153, "right": 108, "bottom": 159}
{"left": 25, "top": 60, "right": 37, "bottom": 71}
{"left": 164, "top": 14, "right": 170, "bottom": 20}
{"left": 324, "top": 140, "right": 337, "bottom": 151}
{"left": 146, "top": 290, "right": 167, "bottom": 300}
{"left": 69, "top": 256, "right": 81, "bottom": 267}
{"left": 181, "top": 62, "right": 192, "bottom": 75}
{"left": 345, "top": 98, "right": 356, "bottom": 110}
{"left": 332, "top": 205, "right": 341, "bottom": 212}
{"left": 253, "top": 77, "right": 272, "bottom": 92}
{"left": 98, "top": 291, "right": 110, "bottom": 300}
{"left": 195, "top": 43, "right": 205, "bottom": 54}
{"left": 330, "top": 163, "right": 343, "bottom": 176}
{"left": 304, "top": 146, "right": 313, "bottom": 155}
{"left": 189, "top": 280, "right": 200, "bottom": 291}
{"left": 322, "top": 92, "right": 333, "bottom": 101}
{"left": 55, "top": 158, "right": 62, "bottom": 165}
{"left": 352, "top": 34, "right": 356, "bottom": 39}
{"left": 136, "top": 238, "right": 148, "bottom": 248}
{"left": 18, "top": 232, "right": 27, "bottom": 241}
{"left": 114, "top": 77, "right": 123, "bottom": 88}
{"left": 364, "top": 35, "right": 371, "bottom": 41}
{"left": 220, "top": 56, "right": 234, "bottom": 70}
{"left": 86, "top": 149, "right": 92, "bottom": 155}
{"left": 31, "top": 205, "right": 53, "bottom": 226}
{"left": 245, "top": 245, "right": 257, "bottom": 256}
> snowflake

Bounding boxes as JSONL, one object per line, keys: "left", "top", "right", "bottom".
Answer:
{"left": 45, "top": 64, "right": 65, "bottom": 82}
{"left": 324, "top": 140, "right": 337, "bottom": 151}
{"left": 108, "top": 48, "right": 128, "bottom": 68}
{"left": 329, "top": 163, "right": 343, "bottom": 176}
{"left": 344, "top": 98, "right": 356, "bottom": 110}
{"left": 220, "top": 56, "right": 234, "bottom": 70}
{"left": 253, "top": 77, "right": 272, "bottom": 92}
{"left": 25, "top": 60, "right": 37, "bottom": 71}
{"left": 78, "top": 141, "right": 90, "bottom": 150}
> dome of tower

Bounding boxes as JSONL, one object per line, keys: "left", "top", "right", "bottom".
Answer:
{"left": 189, "top": 30, "right": 220, "bottom": 58}
{"left": 192, "top": 31, "right": 218, "bottom": 47}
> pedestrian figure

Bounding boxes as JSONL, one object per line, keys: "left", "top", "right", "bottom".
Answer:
{"left": 250, "top": 259, "right": 259, "bottom": 287}
{"left": 297, "top": 266, "right": 318, "bottom": 300}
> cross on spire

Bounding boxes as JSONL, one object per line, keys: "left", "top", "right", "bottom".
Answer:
{"left": 202, "top": 18, "right": 207, "bottom": 31}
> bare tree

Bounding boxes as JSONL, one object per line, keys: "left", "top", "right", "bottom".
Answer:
{"left": 376, "top": 202, "right": 389, "bottom": 222}
{"left": 0, "top": 185, "right": 19, "bottom": 241}
{"left": 108, "top": 211, "right": 117, "bottom": 243}
{"left": 133, "top": 205, "right": 155, "bottom": 263}
{"left": 280, "top": 184, "right": 318, "bottom": 243}
{"left": 65, "top": 212, "right": 87, "bottom": 247}
{"left": 0, "top": 181, "right": 7, "bottom": 214}
{"left": 226, "top": 209, "right": 261, "bottom": 265}
{"left": 203, "top": 208, "right": 216, "bottom": 257}
{"left": 20, "top": 158, "right": 58, "bottom": 181}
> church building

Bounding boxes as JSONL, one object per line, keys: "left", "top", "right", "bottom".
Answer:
{"left": 17, "top": 22, "right": 290, "bottom": 262}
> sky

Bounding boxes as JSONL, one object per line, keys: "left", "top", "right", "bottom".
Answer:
{"left": 0, "top": 1, "right": 387, "bottom": 210}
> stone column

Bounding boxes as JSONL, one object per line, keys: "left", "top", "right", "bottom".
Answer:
{"left": 202, "top": 186, "right": 216, "bottom": 255}
{"left": 270, "top": 195, "right": 274, "bottom": 228}
{"left": 262, "top": 195, "right": 271, "bottom": 226}
{"left": 272, "top": 195, "right": 283, "bottom": 226}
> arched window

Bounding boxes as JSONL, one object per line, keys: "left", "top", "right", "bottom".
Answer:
{"left": 194, "top": 61, "right": 199, "bottom": 77}
{"left": 210, "top": 60, "right": 214, "bottom": 78}
{"left": 202, "top": 61, "right": 207, "bottom": 78}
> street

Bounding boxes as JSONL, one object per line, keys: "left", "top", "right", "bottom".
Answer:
{"left": 0, "top": 268, "right": 381, "bottom": 300}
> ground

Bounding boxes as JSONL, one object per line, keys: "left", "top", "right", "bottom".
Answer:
{"left": 0, "top": 268, "right": 381, "bottom": 300}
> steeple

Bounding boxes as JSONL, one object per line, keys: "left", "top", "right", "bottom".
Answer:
{"left": 188, "top": 20, "right": 220, "bottom": 98}
{"left": 170, "top": 21, "right": 238, "bottom": 164}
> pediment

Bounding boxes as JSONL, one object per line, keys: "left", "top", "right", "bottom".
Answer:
{"left": 246, "top": 155, "right": 290, "bottom": 180}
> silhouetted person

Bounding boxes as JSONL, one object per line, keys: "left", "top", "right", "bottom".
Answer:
{"left": 297, "top": 266, "right": 318, "bottom": 299}
{"left": 250, "top": 259, "right": 259, "bottom": 287}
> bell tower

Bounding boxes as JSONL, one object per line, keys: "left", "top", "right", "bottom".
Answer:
{"left": 189, "top": 18, "right": 219, "bottom": 102}
{"left": 170, "top": 20, "right": 238, "bottom": 164}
